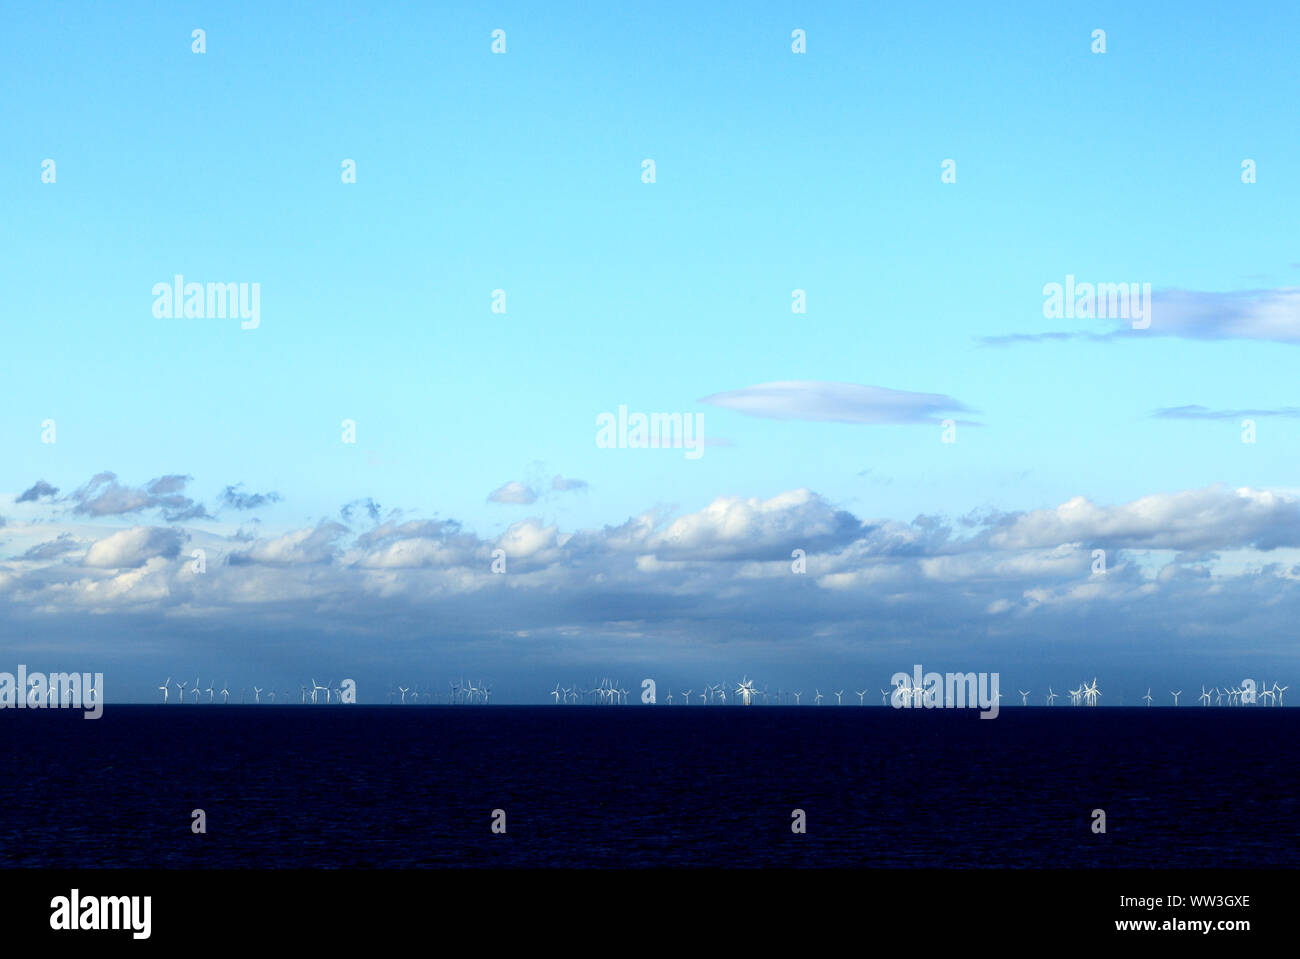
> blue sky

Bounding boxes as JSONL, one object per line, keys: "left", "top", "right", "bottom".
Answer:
{"left": 2, "top": 1, "right": 1299, "bottom": 702}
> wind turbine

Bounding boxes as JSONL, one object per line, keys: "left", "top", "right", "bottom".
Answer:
{"left": 880, "top": 689, "right": 889, "bottom": 705}
{"left": 220, "top": 682, "right": 230, "bottom": 704}
{"left": 856, "top": 689, "right": 867, "bottom": 705}
{"left": 1275, "top": 683, "right": 1288, "bottom": 706}
{"left": 1199, "top": 685, "right": 1211, "bottom": 706}
{"left": 191, "top": 678, "right": 201, "bottom": 704}
{"left": 682, "top": 689, "right": 692, "bottom": 705}
{"left": 1142, "top": 688, "right": 1153, "bottom": 707}
{"left": 814, "top": 689, "right": 824, "bottom": 705}
{"left": 252, "top": 686, "right": 262, "bottom": 704}
{"left": 1170, "top": 689, "right": 1182, "bottom": 706}
{"left": 176, "top": 678, "right": 188, "bottom": 703}
{"left": 1019, "top": 689, "right": 1030, "bottom": 706}
{"left": 1086, "top": 679, "right": 1102, "bottom": 707}
{"left": 159, "top": 677, "right": 171, "bottom": 704}
{"left": 1214, "top": 687, "right": 1224, "bottom": 706}
{"left": 833, "top": 689, "right": 844, "bottom": 706}
{"left": 735, "top": 676, "right": 757, "bottom": 706}
{"left": 792, "top": 690, "right": 802, "bottom": 705}
{"left": 398, "top": 686, "right": 409, "bottom": 704}
{"left": 1045, "top": 688, "right": 1057, "bottom": 706}
{"left": 206, "top": 680, "right": 215, "bottom": 703}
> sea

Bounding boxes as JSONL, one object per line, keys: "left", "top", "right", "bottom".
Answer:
{"left": 2, "top": 706, "right": 1297, "bottom": 868}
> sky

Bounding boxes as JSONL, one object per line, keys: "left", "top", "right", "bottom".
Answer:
{"left": 2, "top": 1, "right": 1299, "bottom": 703}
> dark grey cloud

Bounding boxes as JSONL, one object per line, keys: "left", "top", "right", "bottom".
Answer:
{"left": 17, "top": 480, "right": 60, "bottom": 503}
{"left": 222, "top": 484, "right": 283, "bottom": 510}
{"left": 22, "top": 533, "right": 82, "bottom": 561}
{"left": 340, "top": 498, "right": 382, "bottom": 524}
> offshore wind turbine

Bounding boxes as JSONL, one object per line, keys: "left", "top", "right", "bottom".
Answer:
{"left": 176, "top": 678, "right": 188, "bottom": 703}
{"left": 206, "top": 680, "right": 215, "bottom": 703}
{"left": 856, "top": 689, "right": 867, "bottom": 705}
{"left": 1199, "top": 685, "right": 1211, "bottom": 706}
{"left": 880, "top": 689, "right": 889, "bottom": 705}
{"left": 1142, "top": 688, "right": 1153, "bottom": 706}
{"left": 814, "top": 689, "right": 824, "bottom": 705}
{"left": 191, "top": 678, "right": 201, "bottom": 704}
{"left": 833, "top": 689, "right": 844, "bottom": 706}
{"left": 792, "top": 690, "right": 802, "bottom": 705}
{"left": 159, "top": 677, "right": 171, "bottom": 704}
{"left": 252, "top": 686, "right": 262, "bottom": 704}
{"left": 220, "top": 682, "right": 230, "bottom": 704}
{"left": 1045, "top": 688, "right": 1058, "bottom": 706}
{"left": 1170, "top": 689, "right": 1182, "bottom": 706}
{"left": 735, "top": 677, "right": 757, "bottom": 706}
{"left": 1276, "top": 683, "right": 1289, "bottom": 706}
{"left": 1019, "top": 689, "right": 1030, "bottom": 706}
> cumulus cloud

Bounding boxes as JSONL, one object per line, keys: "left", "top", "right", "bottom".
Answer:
{"left": 83, "top": 527, "right": 186, "bottom": 569}
{"left": 552, "top": 475, "right": 588, "bottom": 492}
{"left": 228, "top": 522, "right": 349, "bottom": 566}
{"left": 7, "top": 479, "right": 1300, "bottom": 675}
{"left": 71, "top": 472, "right": 208, "bottom": 521}
{"left": 488, "top": 481, "right": 538, "bottom": 505}
{"left": 985, "top": 485, "right": 1300, "bottom": 551}
{"left": 699, "top": 381, "right": 976, "bottom": 425}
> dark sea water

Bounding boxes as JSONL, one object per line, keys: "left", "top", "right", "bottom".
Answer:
{"left": 2, "top": 706, "right": 1297, "bottom": 868}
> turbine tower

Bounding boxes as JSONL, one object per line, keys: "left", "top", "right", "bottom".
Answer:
{"left": 1170, "top": 689, "right": 1182, "bottom": 706}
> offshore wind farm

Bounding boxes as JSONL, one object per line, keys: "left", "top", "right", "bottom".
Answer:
{"left": 124, "top": 674, "right": 1290, "bottom": 707}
